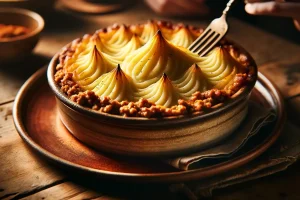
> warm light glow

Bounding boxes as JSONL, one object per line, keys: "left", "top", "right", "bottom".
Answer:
{"left": 63, "top": 21, "right": 245, "bottom": 107}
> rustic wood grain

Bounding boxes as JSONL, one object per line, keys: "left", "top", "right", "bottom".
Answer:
{"left": 228, "top": 21, "right": 300, "bottom": 66}
{"left": 0, "top": 103, "right": 65, "bottom": 200}
{"left": 259, "top": 56, "right": 300, "bottom": 98}
{"left": 18, "top": 182, "right": 101, "bottom": 200}
{"left": 286, "top": 96, "right": 300, "bottom": 126}
{"left": 0, "top": 103, "right": 15, "bottom": 143}
{"left": 18, "top": 181, "right": 175, "bottom": 200}
{"left": 214, "top": 161, "right": 300, "bottom": 200}
{"left": 0, "top": 57, "right": 49, "bottom": 105}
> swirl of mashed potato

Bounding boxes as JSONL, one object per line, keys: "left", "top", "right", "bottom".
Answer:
{"left": 130, "top": 20, "right": 159, "bottom": 44}
{"left": 159, "top": 25, "right": 200, "bottom": 48}
{"left": 136, "top": 73, "right": 181, "bottom": 108}
{"left": 97, "top": 24, "right": 132, "bottom": 49}
{"left": 122, "top": 30, "right": 202, "bottom": 90}
{"left": 174, "top": 63, "right": 208, "bottom": 99}
{"left": 92, "top": 64, "right": 134, "bottom": 101}
{"left": 164, "top": 27, "right": 195, "bottom": 48}
{"left": 66, "top": 46, "right": 116, "bottom": 89}
{"left": 198, "top": 47, "right": 242, "bottom": 89}
{"left": 92, "top": 31, "right": 142, "bottom": 63}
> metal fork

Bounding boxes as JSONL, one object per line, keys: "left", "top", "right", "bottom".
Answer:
{"left": 188, "top": 0, "right": 235, "bottom": 57}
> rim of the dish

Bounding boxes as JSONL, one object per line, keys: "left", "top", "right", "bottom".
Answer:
{"left": 0, "top": 7, "right": 44, "bottom": 42}
{"left": 13, "top": 67, "right": 285, "bottom": 182}
{"left": 47, "top": 34, "right": 258, "bottom": 124}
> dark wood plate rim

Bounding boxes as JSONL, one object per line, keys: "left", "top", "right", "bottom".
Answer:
{"left": 13, "top": 67, "right": 285, "bottom": 182}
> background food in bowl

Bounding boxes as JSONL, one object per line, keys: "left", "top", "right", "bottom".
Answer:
{"left": 0, "top": 24, "right": 30, "bottom": 40}
{"left": 0, "top": 8, "right": 44, "bottom": 63}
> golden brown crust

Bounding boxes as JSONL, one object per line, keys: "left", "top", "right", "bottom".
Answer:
{"left": 54, "top": 21, "right": 256, "bottom": 118}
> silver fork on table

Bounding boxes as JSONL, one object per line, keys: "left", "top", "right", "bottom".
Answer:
{"left": 188, "top": 0, "right": 235, "bottom": 57}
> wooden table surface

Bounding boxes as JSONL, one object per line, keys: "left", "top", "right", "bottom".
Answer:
{"left": 1, "top": 2, "right": 300, "bottom": 200}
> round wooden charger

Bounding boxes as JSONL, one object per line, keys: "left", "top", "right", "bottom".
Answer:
{"left": 13, "top": 67, "right": 285, "bottom": 183}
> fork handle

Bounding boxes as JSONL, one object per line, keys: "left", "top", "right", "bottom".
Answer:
{"left": 223, "top": 0, "right": 235, "bottom": 15}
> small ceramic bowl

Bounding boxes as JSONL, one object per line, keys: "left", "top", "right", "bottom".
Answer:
{"left": 0, "top": 8, "right": 44, "bottom": 63}
{"left": 48, "top": 39, "right": 257, "bottom": 157}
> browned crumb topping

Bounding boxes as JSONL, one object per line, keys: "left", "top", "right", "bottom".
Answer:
{"left": 55, "top": 68, "right": 250, "bottom": 118}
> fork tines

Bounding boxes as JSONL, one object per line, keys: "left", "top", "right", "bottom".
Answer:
{"left": 188, "top": 27, "right": 222, "bottom": 57}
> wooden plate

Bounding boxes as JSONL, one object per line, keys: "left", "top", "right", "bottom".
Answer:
{"left": 13, "top": 67, "right": 285, "bottom": 182}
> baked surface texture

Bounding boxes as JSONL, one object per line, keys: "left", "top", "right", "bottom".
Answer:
{"left": 54, "top": 20, "right": 256, "bottom": 118}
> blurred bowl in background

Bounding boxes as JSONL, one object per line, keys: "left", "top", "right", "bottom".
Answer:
{"left": 0, "top": 8, "right": 44, "bottom": 63}
{"left": 59, "top": 0, "right": 135, "bottom": 14}
{"left": 0, "top": 0, "right": 56, "bottom": 12}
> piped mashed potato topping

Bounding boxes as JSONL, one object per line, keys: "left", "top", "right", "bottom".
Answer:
{"left": 55, "top": 20, "right": 255, "bottom": 118}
